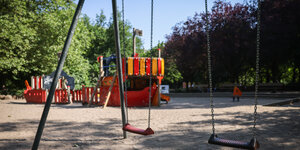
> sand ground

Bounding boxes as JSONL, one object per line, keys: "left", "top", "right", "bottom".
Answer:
{"left": 0, "top": 95, "right": 299, "bottom": 150}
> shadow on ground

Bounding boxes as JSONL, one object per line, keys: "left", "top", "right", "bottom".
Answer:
{"left": 0, "top": 108, "right": 299, "bottom": 149}
{"left": 1, "top": 97, "right": 299, "bottom": 149}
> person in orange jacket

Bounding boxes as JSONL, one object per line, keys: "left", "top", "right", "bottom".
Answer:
{"left": 233, "top": 86, "right": 242, "bottom": 102}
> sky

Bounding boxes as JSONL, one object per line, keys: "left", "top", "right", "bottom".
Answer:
{"left": 76, "top": 0, "right": 245, "bottom": 50}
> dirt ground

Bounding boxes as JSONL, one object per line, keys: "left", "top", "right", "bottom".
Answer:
{"left": 0, "top": 95, "right": 299, "bottom": 150}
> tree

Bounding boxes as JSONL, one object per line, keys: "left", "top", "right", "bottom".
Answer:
{"left": 210, "top": 1, "right": 255, "bottom": 84}
{"left": 144, "top": 42, "right": 183, "bottom": 88}
{"left": 83, "top": 10, "right": 143, "bottom": 85}
{"left": 0, "top": 0, "right": 92, "bottom": 93}
{"left": 259, "top": 0, "right": 300, "bottom": 84}
{"left": 165, "top": 1, "right": 256, "bottom": 89}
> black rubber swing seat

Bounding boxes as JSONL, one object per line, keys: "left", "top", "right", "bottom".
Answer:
{"left": 208, "top": 134, "right": 260, "bottom": 150}
{"left": 123, "top": 123, "right": 154, "bottom": 135}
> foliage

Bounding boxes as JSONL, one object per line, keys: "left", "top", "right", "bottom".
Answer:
{"left": 0, "top": 0, "right": 142, "bottom": 94}
{"left": 82, "top": 11, "right": 143, "bottom": 85}
{"left": 164, "top": 0, "right": 300, "bottom": 89}
{"left": 144, "top": 41, "right": 183, "bottom": 87}
{"left": 0, "top": 0, "right": 82, "bottom": 92}
{"left": 259, "top": 0, "right": 300, "bottom": 84}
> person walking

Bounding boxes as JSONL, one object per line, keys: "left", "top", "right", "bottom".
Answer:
{"left": 233, "top": 86, "right": 242, "bottom": 102}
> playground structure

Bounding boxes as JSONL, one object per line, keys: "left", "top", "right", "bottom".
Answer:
{"left": 24, "top": 54, "right": 170, "bottom": 107}
{"left": 82, "top": 54, "right": 169, "bottom": 107}
{"left": 24, "top": 75, "right": 73, "bottom": 104}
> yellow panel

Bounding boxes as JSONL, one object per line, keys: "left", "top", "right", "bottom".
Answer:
{"left": 128, "top": 57, "right": 133, "bottom": 76}
{"left": 152, "top": 58, "right": 157, "bottom": 76}
{"left": 140, "top": 57, "right": 146, "bottom": 76}
{"left": 161, "top": 58, "right": 165, "bottom": 76}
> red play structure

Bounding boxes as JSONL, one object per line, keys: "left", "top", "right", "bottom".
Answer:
{"left": 24, "top": 76, "right": 72, "bottom": 104}
{"left": 81, "top": 55, "right": 169, "bottom": 107}
{"left": 24, "top": 55, "right": 170, "bottom": 107}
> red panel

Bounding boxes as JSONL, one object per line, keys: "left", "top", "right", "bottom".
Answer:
{"left": 34, "top": 76, "right": 37, "bottom": 89}
{"left": 79, "top": 90, "right": 82, "bottom": 101}
{"left": 134, "top": 57, "right": 139, "bottom": 76}
{"left": 54, "top": 89, "right": 68, "bottom": 104}
{"left": 24, "top": 89, "right": 47, "bottom": 104}
{"left": 55, "top": 91, "right": 58, "bottom": 103}
{"left": 94, "top": 88, "right": 98, "bottom": 103}
{"left": 58, "top": 90, "right": 61, "bottom": 103}
{"left": 86, "top": 87, "right": 90, "bottom": 104}
{"left": 82, "top": 85, "right": 86, "bottom": 103}
{"left": 105, "top": 83, "right": 157, "bottom": 107}
{"left": 158, "top": 58, "right": 161, "bottom": 75}
{"left": 90, "top": 88, "right": 94, "bottom": 104}
{"left": 71, "top": 90, "right": 74, "bottom": 102}
{"left": 76, "top": 91, "right": 79, "bottom": 102}
{"left": 39, "top": 76, "right": 42, "bottom": 89}
{"left": 61, "top": 90, "right": 63, "bottom": 102}
{"left": 146, "top": 58, "right": 151, "bottom": 76}
{"left": 122, "top": 57, "right": 125, "bottom": 75}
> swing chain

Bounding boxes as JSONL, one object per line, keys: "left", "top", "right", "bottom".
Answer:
{"left": 205, "top": 0, "right": 215, "bottom": 135}
{"left": 253, "top": 0, "right": 261, "bottom": 138}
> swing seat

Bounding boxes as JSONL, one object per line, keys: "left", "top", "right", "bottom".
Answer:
{"left": 208, "top": 134, "right": 259, "bottom": 150}
{"left": 123, "top": 123, "right": 154, "bottom": 135}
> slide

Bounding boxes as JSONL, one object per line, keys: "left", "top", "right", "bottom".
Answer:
{"left": 161, "top": 94, "right": 170, "bottom": 104}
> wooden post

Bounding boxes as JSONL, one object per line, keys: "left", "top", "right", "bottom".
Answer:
{"left": 31, "top": 76, "right": 35, "bottom": 89}
{"left": 89, "top": 56, "right": 104, "bottom": 107}
{"left": 82, "top": 85, "right": 87, "bottom": 104}
{"left": 67, "top": 86, "right": 72, "bottom": 104}
{"left": 40, "top": 75, "right": 44, "bottom": 89}
{"left": 103, "top": 72, "right": 117, "bottom": 109}
{"left": 36, "top": 76, "right": 40, "bottom": 89}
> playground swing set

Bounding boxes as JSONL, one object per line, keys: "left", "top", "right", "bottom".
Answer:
{"left": 31, "top": 0, "right": 262, "bottom": 149}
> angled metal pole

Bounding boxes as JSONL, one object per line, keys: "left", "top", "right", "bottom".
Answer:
{"left": 32, "top": 0, "right": 85, "bottom": 149}
{"left": 112, "top": 0, "right": 127, "bottom": 139}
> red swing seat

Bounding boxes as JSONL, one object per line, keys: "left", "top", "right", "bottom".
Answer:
{"left": 123, "top": 123, "right": 154, "bottom": 135}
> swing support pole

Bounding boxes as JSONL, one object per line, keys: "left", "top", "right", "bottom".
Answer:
{"left": 32, "top": 0, "right": 85, "bottom": 149}
{"left": 112, "top": 0, "right": 127, "bottom": 139}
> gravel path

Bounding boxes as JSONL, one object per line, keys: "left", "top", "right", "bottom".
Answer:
{"left": 0, "top": 96, "right": 299, "bottom": 149}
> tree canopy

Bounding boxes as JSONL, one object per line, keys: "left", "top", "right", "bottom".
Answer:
{"left": 0, "top": 0, "right": 143, "bottom": 94}
{"left": 164, "top": 0, "right": 300, "bottom": 89}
